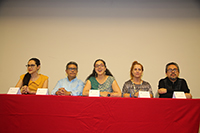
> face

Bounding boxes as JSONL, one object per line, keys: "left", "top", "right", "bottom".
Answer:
{"left": 27, "top": 60, "right": 40, "bottom": 74}
{"left": 132, "top": 64, "right": 143, "bottom": 78}
{"left": 166, "top": 64, "right": 179, "bottom": 81}
{"left": 66, "top": 64, "right": 78, "bottom": 79}
{"left": 94, "top": 61, "right": 106, "bottom": 76}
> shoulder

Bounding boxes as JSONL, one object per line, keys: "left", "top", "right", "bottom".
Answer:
{"left": 20, "top": 74, "right": 26, "bottom": 79}
{"left": 124, "top": 80, "right": 132, "bottom": 85}
{"left": 177, "top": 78, "right": 187, "bottom": 83}
{"left": 40, "top": 74, "right": 49, "bottom": 80}
{"left": 76, "top": 78, "right": 84, "bottom": 84}
{"left": 108, "top": 76, "right": 115, "bottom": 80}
{"left": 159, "top": 77, "right": 167, "bottom": 83}
{"left": 57, "top": 77, "right": 67, "bottom": 82}
{"left": 88, "top": 76, "right": 96, "bottom": 83}
{"left": 178, "top": 77, "right": 186, "bottom": 81}
{"left": 89, "top": 76, "right": 95, "bottom": 81}
{"left": 142, "top": 80, "right": 151, "bottom": 85}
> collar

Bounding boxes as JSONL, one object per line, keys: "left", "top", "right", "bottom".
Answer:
{"left": 29, "top": 74, "right": 41, "bottom": 85}
{"left": 67, "top": 77, "right": 77, "bottom": 82}
{"left": 166, "top": 77, "right": 179, "bottom": 85}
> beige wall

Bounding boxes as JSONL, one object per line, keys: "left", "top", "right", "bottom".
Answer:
{"left": 0, "top": 0, "right": 200, "bottom": 98}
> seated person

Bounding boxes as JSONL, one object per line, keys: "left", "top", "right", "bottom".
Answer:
{"left": 51, "top": 61, "right": 84, "bottom": 96}
{"left": 82, "top": 59, "right": 121, "bottom": 97}
{"left": 15, "top": 58, "right": 48, "bottom": 94}
{"left": 122, "top": 61, "right": 153, "bottom": 98}
{"left": 158, "top": 62, "right": 192, "bottom": 98}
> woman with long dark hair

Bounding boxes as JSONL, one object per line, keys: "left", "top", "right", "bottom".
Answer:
{"left": 82, "top": 59, "right": 121, "bottom": 97}
{"left": 15, "top": 58, "right": 48, "bottom": 94}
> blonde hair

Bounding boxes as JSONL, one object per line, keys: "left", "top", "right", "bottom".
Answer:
{"left": 130, "top": 61, "right": 144, "bottom": 79}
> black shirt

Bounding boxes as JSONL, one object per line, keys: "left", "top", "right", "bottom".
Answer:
{"left": 158, "top": 77, "right": 190, "bottom": 98}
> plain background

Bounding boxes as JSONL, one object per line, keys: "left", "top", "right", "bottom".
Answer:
{"left": 0, "top": 0, "right": 200, "bottom": 98}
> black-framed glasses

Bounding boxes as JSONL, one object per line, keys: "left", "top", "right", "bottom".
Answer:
{"left": 167, "top": 69, "right": 178, "bottom": 72}
{"left": 68, "top": 68, "right": 77, "bottom": 71}
{"left": 95, "top": 64, "right": 105, "bottom": 68}
{"left": 26, "top": 64, "right": 36, "bottom": 68}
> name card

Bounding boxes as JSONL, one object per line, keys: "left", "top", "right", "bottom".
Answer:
{"left": 7, "top": 87, "right": 21, "bottom": 94}
{"left": 36, "top": 88, "right": 49, "bottom": 95}
{"left": 173, "top": 91, "right": 186, "bottom": 99}
{"left": 138, "top": 91, "right": 150, "bottom": 98}
{"left": 89, "top": 90, "right": 100, "bottom": 97}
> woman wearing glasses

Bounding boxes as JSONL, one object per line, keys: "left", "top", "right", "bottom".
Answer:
{"left": 15, "top": 58, "right": 48, "bottom": 94}
{"left": 122, "top": 61, "right": 153, "bottom": 98}
{"left": 82, "top": 59, "right": 121, "bottom": 97}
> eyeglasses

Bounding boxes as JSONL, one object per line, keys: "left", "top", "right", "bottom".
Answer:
{"left": 167, "top": 69, "right": 178, "bottom": 72}
{"left": 68, "top": 68, "right": 77, "bottom": 71}
{"left": 95, "top": 64, "right": 105, "bottom": 68}
{"left": 26, "top": 64, "right": 36, "bottom": 68}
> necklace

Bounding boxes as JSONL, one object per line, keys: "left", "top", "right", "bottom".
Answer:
{"left": 131, "top": 80, "right": 143, "bottom": 95}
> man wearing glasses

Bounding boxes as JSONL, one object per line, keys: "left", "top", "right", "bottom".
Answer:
{"left": 158, "top": 62, "right": 192, "bottom": 98}
{"left": 51, "top": 61, "right": 84, "bottom": 96}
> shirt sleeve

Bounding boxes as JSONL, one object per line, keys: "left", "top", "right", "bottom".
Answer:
{"left": 182, "top": 79, "right": 190, "bottom": 93}
{"left": 122, "top": 82, "right": 130, "bottom": 94}
{"left": 71, "top": 80, "right": 84, "bottom": 96}
{"left": 146, "top": 82, "right": 154, "bottom": 97}
{"left": 20, "top": 74, "right": 25, "bottom": 80}
{"left": 51, "top": 80, "right": 61, "bottom": 95}
{"left": 158, "top": 79, "right": 165, "bottom": 89}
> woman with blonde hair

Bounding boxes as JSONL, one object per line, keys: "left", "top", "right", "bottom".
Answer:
{"left": 122, "top": 61, "right": 153, "bottom": 98}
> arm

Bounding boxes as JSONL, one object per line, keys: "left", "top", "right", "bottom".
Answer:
{"left": 15, "top": 78, "right": 32, "bottom": 94}
{"left": 185, "top": 93, "right": 192, "bottom": 99}
{"left": 182, "top": 79, "right": 192, "bottom": 99}
{"left": 15, "top": 78, "right": 23, "bottom": 88}
{"left": 148, "top": 83, "right": 154, "bottom": 98}
{"left": 18, "top": 86, "right": 36, "bottom": 95}
{"left": 51, "top": 81, "right": 61, "bottom": 95}
{"left": 123, "top": 93, "right": 131, "bottom": 98}
{"left": 42, "top": 79, "right": 48, "bottom": 88}
{"left": 158, "top": 79, "right": 167, "bottom": 94}
{"left": 158, "top": 88, "right": 167, "bottom": 94}
{"left": 72, "top": 81, "right": 84, "bottom": 96}
{"left": 82, "top": 80, "right": 91, "bottom": 96}
{"left": 122, "top": 82, "right": 131, "bottom": 98}
{"left": 110, "top": 80, "right": 122, "bottom": 97}
{"left": 56, "top": 88, "right": 71, "bottom": 96}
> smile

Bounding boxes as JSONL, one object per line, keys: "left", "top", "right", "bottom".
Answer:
{"left": 98, "top": 70, "right": 102, "bottom": 72}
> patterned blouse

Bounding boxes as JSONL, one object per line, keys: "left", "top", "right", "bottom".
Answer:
{"left": 122, "top": 80, "right": 153, "bottom": 97}
{"left": 89, "top": 76, "right": 115, "bottom": 92}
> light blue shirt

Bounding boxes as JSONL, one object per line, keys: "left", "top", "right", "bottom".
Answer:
{"left": 51, "top": 77, "right": 84, "bottom": 96}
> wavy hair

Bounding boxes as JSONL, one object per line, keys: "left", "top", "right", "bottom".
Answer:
{"left": 130, "top": 61, "right": 144, "bottom": 79}
{"left": 86, "top": 59, "right": 113, "bottom": 81}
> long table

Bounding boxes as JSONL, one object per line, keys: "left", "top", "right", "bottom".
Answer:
{"left": 0, "top": 94, "right": 200, "bottom": 133}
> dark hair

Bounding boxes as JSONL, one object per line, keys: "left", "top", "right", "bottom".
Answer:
{"left": 165, "top": 62, "right": 180, "bottom": 73}
{"left": 86, "top": 59, "right": 113, "bottom": 81}
{"left": 66, "top": 61, "right": 78, "bottom": 70}
{"left": 22, "top": 58, "right": 41, "bottom": 86}
{"left": 130, "top": 61, "right": 144, "bottom": 79}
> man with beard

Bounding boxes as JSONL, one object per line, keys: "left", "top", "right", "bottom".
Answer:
{"left": 158, "top": 62, "right": 192, "bottom": 98}
{"left": 51, "top": 61, "right": 84, "bottom": 96}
